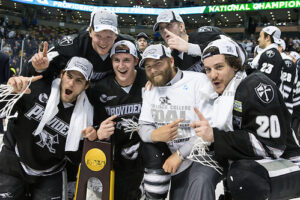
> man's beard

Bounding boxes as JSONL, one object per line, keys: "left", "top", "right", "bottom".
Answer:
{"left": 147, "top": 62, "right": 174, "bottom": 86}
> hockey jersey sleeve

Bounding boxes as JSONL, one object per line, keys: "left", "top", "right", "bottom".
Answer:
{"left": 258, "top": 48, "right": 284, "bottom": 87}
{"left": 213, "top": 72, "right": 290, "bottom": 164}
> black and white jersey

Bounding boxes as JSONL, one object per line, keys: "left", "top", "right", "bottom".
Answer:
{"left": 257, "top": 47, "right": 284, "bottom": 87}
{"left": 1, "top": 79, "right": 80, "bottom": 174}
{"left": 293, "top": 67, "right": 300, "bottom": 116}
{"left": 87, "top": 68, "right": 147, "bottom": 171}
{"left": 280, "top": 53, "right": 298, "bottom": 115}
{"left": 22, "top": 31, "right": 134, "bottom": 82}
{"left": 213, "top": 72, "right": 300, "bottom": 166}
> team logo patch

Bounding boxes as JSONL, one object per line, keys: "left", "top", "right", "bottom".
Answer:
{"left": 233, "top": 115, "right": 242, "bottom": 129}
{"left": 285, "top": 60, "right": 292, "bottom": 68}
{"left": 198, "top": 26, "right": 212, "bottom": 32}
{"left": 59, "top": 35, "right": 74, "bottom": 46}
{"left": 266, "top": 50, "right": 275, "bottom": 58}
{"left": 38, "top": 93, "right": 48, "bottom": 103}
{"left": 233, "top": 100, "right": 242, "bottom": 112}
{"left": 99, "top": 94, "right": 117, "bottom": 103}
{"left": 35, "top": 130, "right": 59, "bottom": 154}
{"left": 183, "top": 84, "right": 188, "bottom": 90}
{"left": 255, "top": 83, "right": 274, "bottom": 103}
{"left": 159, "top": 96, "right": 171, "bottom": 105}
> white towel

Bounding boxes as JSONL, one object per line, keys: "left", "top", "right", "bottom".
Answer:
{"left": 212, "top": 71, "right": 247, "bottom": 131}
{"left": 34, "top": 78, "right": 93, "bottom": 151}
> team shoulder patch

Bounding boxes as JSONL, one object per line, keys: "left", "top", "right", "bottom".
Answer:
{"left": 255, "top": 83, "right": 274, "bottom": 104}
{"left": 59, "top": 35, "right": 74, "bottom": 46}
{"left": 233, "top": 100, "right": 242, "bottom": 112}
{"left": 38, "top": 93, "right": 48, "bottom": 103}
{"left": 266, "top": 50, "right": 275, "bottom": 58}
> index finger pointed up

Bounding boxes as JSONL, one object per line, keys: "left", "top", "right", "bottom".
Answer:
{"left": 164, "top": 29, "right": 177, "bottom": 38}
{"left": 194, "top": 107, "right": 206, "bottom": 121}
{"left": 42, "top": 41, "right": 48, "bottom": 57}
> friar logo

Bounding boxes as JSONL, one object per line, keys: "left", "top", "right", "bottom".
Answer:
{"left": 59, "top": 35, "right": 74, "bottom": 46}
{"left": 255, "top": 83, "right": 274, "bottom": 104}
{"left": 266, "top": 50, "right": 275, "bottom": 58}
{"left": 35, "top": 130, "right": 59, "bottom": 153}
{"left": 159, "top": 96, "right": 171, "bottom": 105}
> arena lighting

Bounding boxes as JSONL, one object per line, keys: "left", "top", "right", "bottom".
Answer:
{"left": 11, "top": 0, "right": 300, "bottom": 15}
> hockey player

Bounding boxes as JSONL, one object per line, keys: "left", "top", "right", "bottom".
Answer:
{"left": 22, "top": 8, "right": 133, "bottom": 82}
{"left": 251, "top": 26, "right": 285, "bottom": 87}
{"left": 136, "top": 32, "right": 149, "bottom": 60}
{"left": 138, "top": 44, "right": 222, "bottom": 200}
{"left": 290, "top": 51, "right": 300, "bottom": 136}
{"left": 276, "top": 38, "right": 298, "bottom": 115}
{"left": 194, "top": 38, "right": 300, "bottom": 200}
{"left": 0, "top": 56, "right": 94, "bottom": 199}
{"left": 82, "top": 40, "right": 146, "bottom": 200}
{"left": 153, "top": 9, "right": 229, "bottom": 71}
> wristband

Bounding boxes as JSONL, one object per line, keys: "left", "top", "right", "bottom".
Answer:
{"left": 176, "top": 149, "right": 184, "bottom": 161}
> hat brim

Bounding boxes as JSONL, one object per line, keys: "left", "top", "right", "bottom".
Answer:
{"left": 65, "top": 67, "right": 89, "bottom": 81}
{"left": 94, "top": 24, "right": 118, "bottom": 34}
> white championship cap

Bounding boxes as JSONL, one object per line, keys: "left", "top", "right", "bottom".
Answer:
{"left": 139, "top": 44, "right": 172, "bottom": 67}
{"left": 90, "top": 8, "right": 118, "bottom": 34}
{"left": 153, "top": 10, "right": 184, "bottom": 32}
{"left": 65, "top": 57, "right": 93, "bottom": 81}
{"left": 110, "top": 40, "right": 138, "bottom": 58}
{"left": 203, "top": 38, "right": 247, "bottom": 64}
{"left": 275, "top": 38, "right": 286, "bottom": 51}
{"left": 262, "top": 26, "right": 281, "bottom": 44}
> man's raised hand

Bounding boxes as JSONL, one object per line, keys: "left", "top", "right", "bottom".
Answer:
{"left": 164, "top": 29, "right": 189, "bottom": 53}
{"left": 7, "top": 75, "right": 43, "bottom": 94}
{"left": 190, "top": 107, "right": 214, "bottom": 142}
{"left": 31, "top": 41, "right": 49, "bottom": 71}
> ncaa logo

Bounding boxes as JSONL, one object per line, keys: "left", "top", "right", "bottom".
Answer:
{"left": 255, "top": 83, "right": 274, "bottom": 104}
{"left": 39, "top": 93, "right": 48, "bottom": 103}
{"left": 266, "top": 50, "right": 275, "bottom": 58}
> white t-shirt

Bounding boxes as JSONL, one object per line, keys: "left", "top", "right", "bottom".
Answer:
{"left": 139, "top": 71, "right": 216, "bottom": 174}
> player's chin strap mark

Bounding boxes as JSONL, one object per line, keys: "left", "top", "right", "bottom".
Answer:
{"left": 188, "top": 137, "right": 223, "bottom": 174}
{"left": 0, "top": 77, "right": 33, "bottom": 119}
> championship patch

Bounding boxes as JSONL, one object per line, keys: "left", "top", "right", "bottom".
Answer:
{"left": 255, "top": 83, "right": 274, "bottom": 104}
{"left": 59, "top": 35, "right": 74, "bottom": 46}
{"left": 266, "top": 50, "right": 275, "bottom": 58}
{"left": 233, "top": 115, "right": 242, "bottom": 129}
{"left": 233, "top": 100, "right": 242, "bottom": 112}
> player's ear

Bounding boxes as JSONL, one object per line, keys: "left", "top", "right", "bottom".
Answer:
{"left": 84, "top": 81, "right": 90, "bottom": 90}
{"left": 60, "top": 70, "right": 65, "bottom": 79}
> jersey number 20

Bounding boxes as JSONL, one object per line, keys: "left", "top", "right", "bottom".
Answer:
{"left": 256, "top": 115, "right": 280, "bottom": 138}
